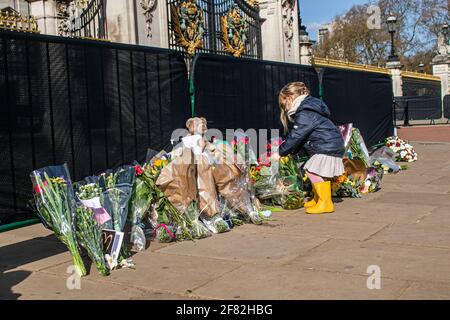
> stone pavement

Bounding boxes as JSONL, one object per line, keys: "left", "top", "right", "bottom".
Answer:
{"left": 1, "top": 140, "right": 450, "bottom": 300}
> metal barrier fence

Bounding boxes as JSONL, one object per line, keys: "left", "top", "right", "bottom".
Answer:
{"left": 0, "top": 30, "right": 190, "bottom": 225}
{"left": 394, "top": 96, "right": 443, "bottom": 124}
{"left": 444, "top": 95, "right": 450, "bottom": 121}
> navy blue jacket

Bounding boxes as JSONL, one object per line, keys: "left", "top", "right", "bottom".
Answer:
{"left": 279, "top": 96, "right": 345, "bottom": 158}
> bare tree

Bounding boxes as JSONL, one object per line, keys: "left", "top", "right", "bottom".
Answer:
{"left": 313, "top": 0, "right": 449, "bottom": 70}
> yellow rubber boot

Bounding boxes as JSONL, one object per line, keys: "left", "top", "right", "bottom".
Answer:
{"left": 303, "top": 185, "right": 318, "bottom": 209}
{"left": 306, "top": 181, "right": 334, "bottom": 214}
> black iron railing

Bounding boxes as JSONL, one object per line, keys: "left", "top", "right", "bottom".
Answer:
{"left": 71, "top": 0, "right": 107, "bottom": 39}
{"left": 167, "top": 0, "right": 262, "bottom": 60}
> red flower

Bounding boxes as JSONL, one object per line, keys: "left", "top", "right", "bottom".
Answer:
{"left": 231, "top": 139, "right": 237, "bottom": 146}
{"left": 134, "top": 165, "right": 144, "bottom": 176}
{"left": 34, "top": 180, "right": 48, "bottom": 194}
{"left": 256, "top": 165, "right": 261, "bottom": 171}
{"left": 266, "top": 143, "right": 272, "bottom": 151}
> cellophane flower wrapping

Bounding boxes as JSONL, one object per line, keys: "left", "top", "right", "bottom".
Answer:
{"left": 30, "top": 164, "right": 86, "bottom": 276}
{"left": 200, "top": 214, "right": 230, "bottom": 234}
{"left": 385, "top": 136, "right": 418, "bottom": 162}
{"left": 210, "top": 139, "right": 262, "bottom": 224}
{"left": 128, "top": 165, "right": 153, "bottom": 251}
{"left": 369, "top": 146, "right": 401, "bottom": 173}
{"left": 337, "top": 123, "right": 353, "bottom": 153}
{"left": 180, "top": 201, "right": 211, "bottom": 239}
{"left": 349, "top": 128, "right": 370, "bottom": 167}
{"left": 252, "top": 139, "right": 304, "bottom": 210}
{"left": 99, "top": 166, "right": 136, "bottom": 233}
{"left": 74, "top": 205, "right": 109, "bottom": 276}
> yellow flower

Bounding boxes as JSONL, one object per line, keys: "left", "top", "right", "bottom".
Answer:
{"left": 280, "top": 156, "right": 289, "bottom": 165}
{"left": 154, "top": 159, "right": 163, "bottom": 167}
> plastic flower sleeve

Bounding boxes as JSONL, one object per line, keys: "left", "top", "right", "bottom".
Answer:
{"left": 75, "top": 205, "right": 109, "bottom": 276}
{"left": 75, "top": 176, "right": 112, "bottom": 229}
{"left": 369, "top": 146, "right": 401, "bottom": 173}
{"left": 128, "top": 172, "right": 152, "bottom": 251}
{"left": 99, "top": 166, "right": 136, "bottom": 233}
{"left": 30, "top": 164, "right": 86, "bottom": 276}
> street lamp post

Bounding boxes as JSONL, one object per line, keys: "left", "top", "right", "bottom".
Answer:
{"left": 387, "top": 15, "right": 398, "bottom": 62}
{"left": 443, "top": 23, "right": 449, "bottom": 45}
{"left": 418, "top": 63, "right": 425, "bottom": 73}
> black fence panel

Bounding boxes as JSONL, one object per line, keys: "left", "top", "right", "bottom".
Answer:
{"left": 320, "top": 67, "right": 394, "bottom": 147}
{"left": 192, "top": 53, "right": 320, "bottom": 132}
{"left": 445, "top": 95, "right": 450, "bottom": 119}
{"left": 0, "top": 30, "right": 190, "bottom": 225}
{"left": 394, "top": 96, "right": 442, "bottom": 121}
{"left": 403, "top": 77, "right": 441, "bottom": 97}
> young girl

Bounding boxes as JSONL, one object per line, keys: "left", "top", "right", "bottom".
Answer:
{"left": 274, "top": 82, "right": 345, "bottom": 214}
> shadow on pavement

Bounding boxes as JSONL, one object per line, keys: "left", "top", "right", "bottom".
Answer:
{"left": 0, "top": 269, "right": 32, "bottom": 300}
{"left": 0, "top": 235, "right": 67, "bottom": 271}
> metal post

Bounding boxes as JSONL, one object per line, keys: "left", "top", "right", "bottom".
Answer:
{"left": 207, "top": 0, "right": 216, "bottom": 52}
{"left": 404, "top": 100, "right": 410, "bottom": 126}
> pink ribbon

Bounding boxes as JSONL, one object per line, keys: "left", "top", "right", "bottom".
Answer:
{"left": 152, "top": 224, "right": 175, "bottom": 240}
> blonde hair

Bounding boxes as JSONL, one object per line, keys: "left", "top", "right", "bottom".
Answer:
{"left": 278, "top": 82, "right": 310, "bottom": 133}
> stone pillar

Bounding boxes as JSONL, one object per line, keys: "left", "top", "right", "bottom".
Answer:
{"left": 29, "top": 0, "right": 59, "bottom": 35}
{"left": 106, "top": 0, "right": 137, "bottom": 44}
{"left": 299, "top": 30, "right": 312, "bottom": 65}
{"left": 432, "top": 57, "right": 450, "bottom": 99}
{"left": 386, "top": 60, "right": 403, "bottom": 97}
{"left": 259, "top": 0, "right": 300, "bottom": 63}
{"left": 386, "top": 60, "right": 402, "bottom": 135}
{"left": 134, "top": 0, "right": 169, "bottom": 48}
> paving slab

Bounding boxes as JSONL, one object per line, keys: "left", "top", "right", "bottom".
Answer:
{"left": 416, "top": 207, "right": 450, "bottom": 228}
{"left": 155, "top": 228, "right": 329, "bottom": 264}
{"left": 399, "top": 281, "right": 450, "bottom": 300}
{"left": 368, "top": 191, "right": 450, "bottom": 207}
{"left": 193, "top": 264, "right": 407, "bottom": 300}
{"left": 41, "top": 251, "right": 243, "bottom": 296}
{"left": 0, "top": 268, "right": 149, "bottom": 300}
{"left": 254, "top": 216, "right": 389, "bottom": 241}
{"left": 331, "top": 202, "right": 434, "bottom": 224}
{"left": 368, "top": 223, "right": 450, "bottom": 249}
{"left": 0, "top": 236, "right": 72, "bottom": 271}
{"left": 288, "top": 239, "right": 450, "bottom": 283}
{"left": 380, "top": 181, "right": 450, "bottom": 194}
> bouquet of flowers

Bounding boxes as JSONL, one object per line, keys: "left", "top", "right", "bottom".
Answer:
{"left": 349, "top": 128, "right": 370, "bottom": 167}
{"left": 75, "top": 205, "right": 109, "bottom": 276}
{"left": 137, "top": 160, "right": 194, "bottom": 243}
{"left": 75, "top": 181, "right": 112, "bottom": 228}
{"left": 128, "top": 167, "right": 152, "bottom": 251}
{"left": 200, "top": 214, "right": 230, "bottom": 234}
{"left": 98, "top": 166, "right": 136, "bottom": 233}
{"left": 385, "top": 136, "right": 418, "bottom": 162}
{"left": 361, "top": 167, "right": 383, "bottom": 194}
{"left": 30, "top": 164, "right": 86, "bottom": 276}
{"left": 184, "top": 201, "right": 211, "bottom": 239}
{"left": 252, "top": 140, "right": 304, "bottom": 210}
{"left": 332, "top": 174, "right": 363, "bottom": 198}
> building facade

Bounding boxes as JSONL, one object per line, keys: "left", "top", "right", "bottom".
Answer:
{"left": 1, "top": 0, "right": 305, "bottom": 64}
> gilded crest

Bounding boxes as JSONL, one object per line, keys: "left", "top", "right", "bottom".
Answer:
{"left": 170, "top": 0, "right": 204, "bottom": 56}
{"left": 220, "top": 5, "right": 248, "bottom": 57}
{"left": 245, "top": 0, "right": 259, "bottom": 8}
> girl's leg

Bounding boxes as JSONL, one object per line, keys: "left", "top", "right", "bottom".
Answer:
{"left": 306, "top": 170, "right": 324, "bottom": 183}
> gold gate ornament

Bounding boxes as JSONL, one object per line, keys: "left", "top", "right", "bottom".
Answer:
{"left": 220, "top": 6, "right": 248, "bottom": 57}
{"left": 170, "top": 0, "right": 204, "bottom": 56}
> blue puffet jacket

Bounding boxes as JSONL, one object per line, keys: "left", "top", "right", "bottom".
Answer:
{"left": 279, "top": 96, "right": 345, "bottom": 158}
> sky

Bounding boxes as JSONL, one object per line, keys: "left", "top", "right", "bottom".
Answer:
{"left": 300, "top": 0, "right": 370, "bottom": 41}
